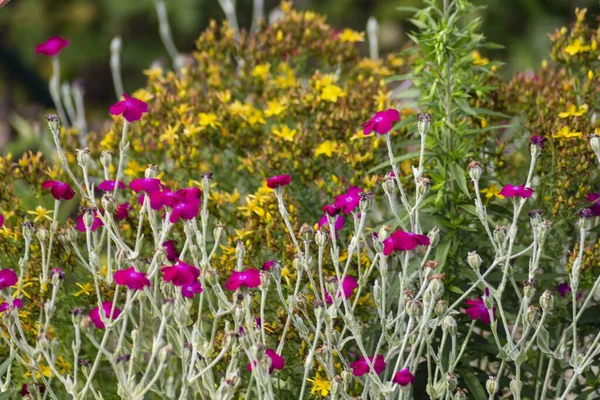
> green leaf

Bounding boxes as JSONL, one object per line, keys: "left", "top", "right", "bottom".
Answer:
{"left": 536, "top": 325, "right": 553, "bottom": 354}
{"left": 449, "top": 163, "right": 471, "bottom": 199}
{"left": 456, "top": 366, "right": 487, "bottom": 399}
{"left": 0, "top": 354, "right": 14, "bottom": 377}
{"left": 367, "top": 151, "right": 431, "bottom": 173}
{"left": 435, "top": 239, "right": 451, "bottom": 270}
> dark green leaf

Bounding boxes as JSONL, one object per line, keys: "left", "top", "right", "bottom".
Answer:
{"left": 449, "top": 163, "right": 471, "bottom": 198}
{"left": 456, "top": 366, "right": 487, "bottom": 399}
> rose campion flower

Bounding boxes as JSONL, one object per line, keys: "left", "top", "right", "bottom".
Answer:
{"left": 169, "top": 201, "right": 200, "bottom": 223}
{"left": 114, "top": 267, "right": 151, "bottom": 291}
{"left": 383, "top": 230, "right": 430, "bottom": 255}
{"left": 162, "top": 240, "right": 179, "bottom": 262}
{"left": 89, "top": 302, "right": 121, "bottom": 329}
{"left": 98, "top": 180, "right": 127, "bottom": 192}
{"left": 322, "top": 203, "right": 341, "bottom": 216}
{"left": 465, "top": 296, "right": 496, "bottom": 324}
{"left": 334, "top": 186, "right": 364, "bottom": 214}
{"left": 361, "top": 109, "right": 400, "bottom": 135}
{"left": 42, "top": 180, "right": 75, "bottom": 201}
{"left": 176, "top": 187, "right": 202, "bottom": 202}
{"left": 50, "top": 268, "right": 65, "bottom": 280}
{"left": 0, "top": 298, "right": 23, "bottom": 313}
{"left": 35, "top": 36, "right": 69, "bottom": 56}
{"left": 224, "top": 268, "right": 261, "bottom": 290}
{"left": 350, "top": 355, "right": 386, "bottom": 377}
{"left": 115, "top": 203, "right": 131, "bottom": 221}
{"left": 161, "top": 260, "right": 200, "bottom": 286}
{"left": 0, "top": 268, "right": 18, "bottom": 289}
{"left": 76, "top": 212, "right": 103, "bottom": 232}
{"left": 247, "top": 349, "right": 285, "bottom": 374}
{"left": 130, "top": 178, "right": 162, "bottom": 194}
{"left": 0, "top": 213, "right": 3, "bottom": 228}
{"left": 530, "top": 135, "right": 547, "bottom": 149}
{"left": 586, "top": 193, "right": 600, "bottom": 216}
{"left": 109, "top": 93, "right": 149, "bottom": 122}
{"left": 325, "top": 276, "right": 358, "bottom": 304}
{"left": 266, "top": 174, "right": 291, "bottom": 189}
{"left": 393, "top": 368, "right": 415, "bottom": 386}
{"left": 262, "top": 260, "right": 278, "bottom": 271}
{"left": 498, "top": 184, "right": 534, "bottom": 199}
{"left": 181, "top": 281, "right": 203, "bottom": 298}
{"left": 150, "top": 189, "right": 180, "bottom": 210}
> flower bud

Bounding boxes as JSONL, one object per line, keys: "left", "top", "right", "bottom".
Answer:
{"left": 315, "top": 229, "right": 328, "bottom": 247}
{"left": 382, "top": 174, "right": 395, "bottom": 195}
{"left": 441, "top": 315, "right": 457, "bottom": 335}
{"left": 467, "top": 160, "right": 482, "bottom": 182}
{"left": 538, "top": 219, "right": 552, "bottom": 246}
{"left": 36, "top": 228, "right": 49, "bottom": 244}
{"left": 578, "top": 208, "right": 595, "bottom": 230}
{"left": 83, "top": 210, "right": 96, "bottom": 230}
{"left": 213, "top": 222, "right": 225, "bottom": 243}
{"left": 159, "top": 344, "right": 173, "bottom": 363}
{"left": 378, "top": 225, "right": 392, "bottom": 242}
{"left": 76, "top": 148, "right": 91, "bottom": 168}
{"left": 435, "top": 299, "right": 447, "bottom": 317}
{"left": 253, "top": 343, "right": 266, "bottom": 363}
{"left": 509, "top": 376, "right": 522, "bottom": 395}
{"left": 427, "top": 227, "right": 439, "bottom": 248}
{"left": 100, "top": 151, "right": 113, "bottom": 168}
{"left": 453, "top": 388, "right": 467, "bottom": 400}
{"left": 22, "top": 221, "right": 34, "bottom": 242}
{"left": 428, "top": 277, "right": 444, "bottom": 299}
{"left": 540, "top": 290, "right": 554, "bottom": 312}
{"left": 45, "top": 114, "right": 61, "bottom": 135}
{"left": 416, "top": 177, "right": 430, "bottom": 196}
{"left": 417, "top": 112, "right": 431, "bottom": 135}
{"left": 528, "top": 209, "right": 544, "bottom": 229}
{"left": 467, "top": 251, "right": 482, "bottom": 271}
{"left": 486, "top": 376, "right": 498, "bottom": 396}
{"left": 101, "top": 194, "right": 117, "bottom": 214}
{"left": 331, "top": 375, "right": 343, "bottom": 394}
{"left": 300, "top": 223, "right": 314, "bottom": 243}
{"left": 406, "top": 299, "right": 422, "bottom": 318}
{"left": 325, "top": 276, "right": 338, "bottom": 299}
{"left": 235, "top": 241, "right": 246, "bottom": 266}
{"left": 359, "top": 191, "right": 374, "bottom": 213}
{"left": 493, "top": 225, "right": 506, "bottom": 245}
{"left": 145, "top": 165, "right": 158, "bottom": 178}
{"left": 447, "top": 373, "right": 457, "bottom": 392}
{"left": 523, "top": 279, "right": 536, "bottom": 299}
{"left": 51, "top": 268, "right": 65, "bottom": 286}
{"left": 525, "top": 305, "right": 539, "bottom": 324}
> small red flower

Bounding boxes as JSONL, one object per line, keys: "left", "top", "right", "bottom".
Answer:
{"left": 266, "top": 175, "right": 291, "bottom": 189}
{"left": 393, "top": 368, "right": 415, "bottom": 386}
{"left": 42, "top": 180, "right": 75, "bottom": 201}
{"left": 35, "top": 36, "right": 69, "bottom": 56}
{"left": 350, "top": 355, "right": 386, "bottom": 377}
{"left": 333, "top": 186, "right": 364, "bottom": 214}
{"left": 181, "top": 281, "right": 203, "bottom": 298}
{"left": 130, "top": 178, "right": 162, "bottom": 195}
{"left": 0, "top": 298, "right": 23, "bottom": 313}
{"left": 383, "top": 230, "right": 430, "bottom": 255}
{"left": 498, "top": 184, "right": 534, "bottom": 199}
{"left": 465, "top": 296, "right": 496, "bottom": 324}
{"left": 361, "top": 109, "right": 400, "bottom": 135}
{"left": 162, "top": 240, "right": 179, "bottom": 262}
{"left": 161, "top": 260, "right": 200, "bottom": 286}
{"left": 76, "top": 212, "right": 103, "bottom": 232}
{"left": 109, "top": 93, "right": 149, "bottom": 122}
{"left": 98, "top": 180, "right": 127, "bottom": 192}
{"left": 115, "top": 203, "right": 131, "bottom": 221}
{"left": 0, "top": 268, "right": 18, "bottom": 289}
{"left": 247, "top": 349, "right": 285, "bottom": 374}
{"left": 169, "top": 201, "right": 200, "bottom": 223}
{"left": 114, "top": 267, "right": 150, "bottom": 291}
{"left": 224, "top": 268, "right": 261, "bottom": 290}
{"left": 325, "top": 276, "right": 358, "bottom": 304}
{"left": 89, "top": 302, "right": 121, "bottom": 329}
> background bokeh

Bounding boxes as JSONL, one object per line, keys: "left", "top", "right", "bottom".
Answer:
{"left": 0, "top": 0, "right": 599, "bottom": 151}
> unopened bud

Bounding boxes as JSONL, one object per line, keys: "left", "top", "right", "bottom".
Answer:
{"left": 76, "top": 148, "right": 91, "bottom": 168}
{"left": 427, "top": 227, "right": 439, "bottom": 248}
{"left": 467, "top": 160, "right": 482, "bottom": 181}
{"left": 100, "top": 151, "right": 113, "bottom": 168}
{"left": 523, "top": 279, "right": 536, "bottom": 298}
{"left": 36, "top": 228, "right": 49, "bottom": 244}
{"left": 540, "top": 290, "right": 554, "bottom": 312}
{"left": 453, "top": 388, "right": 467, "bottom": 400}
{"left": 525, "top": 305, "right": 539, "bottom": 324}
{"left": 467, "top": 251, "right": 482, "bottom": 271}
{"left": 441, "top": 315, "right": 457, "bottom": 335}
{"left": 486, "top": 376, "right": 498, "bottom": 396}
{"left": 300, "top": 223, "right": 314, "bottom": 243}
{"left": 45, "top": 114, "right": 61, "bottom": 134}
{"left": 22, "top": 221, "right": 34, "bottom": 242}
{"left": 579, "top": 208, "right": 595, "bottom": 230}
{"left": 382, "top": 174, "right": 395, "bottom": 194}
{"left": 359, "top": 191, "right": 374, "bottom": 212}
{"left": 83, "top": 210, "right": 95, "bottom": 230}
{"left": 509, "top": 376, "right": 522, "bottom": 395}
{"left": 145, "top": 165, "right": 158, "bottom": 178}
{"left": 102, "top": 194, "right": 117, "bottom": 214}
{"left": 447, "top": 372, "right": 457, "bottom": 391}
{"left": 406, "top": 299, "right": 422, "bottom": 318}
{"left": 416, "top": 177, "right": 430, "bottom": 196}
{"left": 159, "top": 345, "right": 173, "bottom": 363}
{"left": 417, "top": 113, "right": 431, "bottom": 135}
{"left": 435, "top": 299, "right": 447, "bottom": 317}
{"left": 493, "top": 226, "right": 506, "bottom": 245}
{"left": 315, "top": 229, "right": 328, "bottom": 247}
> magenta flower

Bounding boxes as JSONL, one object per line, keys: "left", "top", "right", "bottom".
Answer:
{"left": 317, "top": 214, "right": 345, "bottom": 232}
{"left": 557, "top": 283, "right": 571, "bottom": 298}
{"left": 350, "top": 355, "right": 386, "bottom": 377}
{"left": 0, "top": 298, "right": 23, "bottom": 313}
{"left": 224, "top": 268, "right": 261, "bottom": 291}
{"left": 262, "top": 260, "right": 278, "bottom": 271}
{"left": 162, "top": 240, "right": 179, "bottom": 262}
{"left": 325, "top": 276, "right": 358, "bottom": 304}
{"left": 169, "top": 201, "right": 200, "bottom": 223}
{"left": 109, "top": 93, "right": 149, "bottom": 123}
{"left": 42, "top": 180, "right": 75, "bottom": 201}
{"left": 130, "top": 178, "right": 162, "bottom": 195}
{"left": 586, "top": 193, "right": 600, "bottom": 216}
{"left": 334, "top": 186, "right": 364, "bottom": 214}
{"left": 161, "top": 260, "right": 200, "bottom": 286}
{"left": 247, "top": 349, "right": 285, "bottom": 374}
{"left": 176, "top": 187, "right": 202, "bottom": 202}
{"left": 89, "top": 302, "right": 121, "bottom": 329}
{"left": 115, "top": 203, "right": 131, "bottom": 221}
{"left": 465, "top": 296, "right": 496, "bottom": 325}
{"left": 35, "top": 36, "right": 69, "bottom": 56}
{"left": 393, "top": 368, "right": 415, "bottom": 386}
{"left": 498, "top": 184, "right": 534, "bottom": 199}
{"left": 361, "top": 109, "right": 400, "bottom": 135}
{"left": 530, "top": 135, "right": 547, "bottom": 149}
{"left": 383, "top": 230, "right": 430, "bottom": 255}
{"left": 98, "top": 180, "right": 127, "bottom": 192}
{"left": 114, "top": 267, "right": 150, "bottom": 291}
{"left": 76, "top": 212, "right": 103, "bottom": 232}
{"left": 0, "top": 268, "right": 18, "bottom": 289}
{"left": 182, "top": 281, "right": 203, "bottom": 298}
{"left": 266, "top": 175, "right": 291, "bottom": 189}
{"left": 0, "top": 213, "right": 3, "bottom": 228}
{"left": 50, "top": 268, "right": 65, "bottom": 280}
{"left": 322, "top": 203, "right": 341, "bottom": 216}
{"left": 150, "top": 189, "right": 180, "bottom": 210}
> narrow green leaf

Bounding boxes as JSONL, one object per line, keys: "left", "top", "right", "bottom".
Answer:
{"left": 435, "top": 239, "right": 451, "bottom": 270}
{"left": 536, "top": 325, "right": 552, "bottom": 354}
{"left": 367, "top": 151, "right": 431, "bottom": 173}
{"left": 456, "top": 366, "right": 487, "bottom": 399}
{"left": 449, "top": 163, "right": 471, "bottom": 199}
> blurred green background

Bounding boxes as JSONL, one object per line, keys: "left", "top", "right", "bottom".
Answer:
{"left": 0, "top": 0, "right": 599, "bottom": 150}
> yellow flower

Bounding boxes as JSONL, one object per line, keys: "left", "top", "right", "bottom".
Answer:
{"left": 159, "top": 123, "right": 180, "bottom": 145}
{"left": 252, "top": 63, "right": 270, "bottom": 80}
{"left": 124, "top": 160, "right": 147, "bottom": 177}
{"left": 472, "top": 50, "right": 489, "bottom": 66}
{"left": 143, "top": 66, "right": 163, "bottom": 81}
{"left": 480, "top": 184, "right": 504, "bottom": 200}
{"left": 27, "top": 206, "right": 53, "bottom": 223}
{"left": 558, "top": 104, "right": 588, "bottom": 118}
{"left": 272, "top": 125, "right": 297, "bottom": 142}
{"left": 373, "top": 89, "right": 391, "bottom": 110}
{"left": 481, "top": 118, "right": 488, "bottom": 128}
{"left": 307, "top": 375, "right": 331, "bottom": 396}
{"left": 553, "top": 126, "right": 582, "bottom": 139}
{"left": 320, "top": 85, "right": 345, "bottom": 102}
{"left": 74, "top": 283, "right": 92, "bottom": 297}
{"left": 564, "top": 38, "right": 591, "bottom": 56}
{"left": 264, "top": 99, "right": 287, "bottom": 117}
{"left": 55, "top": 356, "right": 72, "bottom": 374}
{"left": 280, "top": 266, "right": 296, "bottom": 286}
{"left": 338, "top": 28, "right": 365, "bottom": 43}
{"left": 13, "top": 282, "right": 33, "bottom": 300}
{"left": 199, "top": 112, "right": 221, "bottom": 129}
{"left": 24, "top": 364, "right": 51, "bottom": 379}
{"left": 314, "top": 141, "right": 337, "bottom": 157}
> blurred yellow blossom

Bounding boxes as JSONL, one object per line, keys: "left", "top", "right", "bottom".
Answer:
{"left": 74, "top": 283, "right": 92, "bottom": 297}
{"left": 272, "top": 125, "right": 297, "bottom": 142}
{"left": 472, "top": 51, "right": 489, "bottom": 66}
{"left": 564, "top": 38, "right": 591, "bottom": 56}
{"left": 338, "top": 28, "right": 364, "bottom": 43}
{"left": 27, "top": 206, "right": 53, "bottom": 223}
{"left": 198, "top": 113, "right": 221, "bottom": 129}
{"left": 558, "top": 104, "right": 588, "bottom": 118}
{"left": 320, "top": 85, "right": 345, "bottom": 102}
{"left": 252, "top": 63, "right": 270, "bottom": 80}
{"left": 308, "top": 375, "right": 330, "bottom": 396}
{"left": 553, "top": 126, "right": 582, "bottom": 139}
{"left": 314, "top": 141, "right": 337, "bottom": 158}
{"left": 481, "top": 184, "right": 504, "bottom": 200}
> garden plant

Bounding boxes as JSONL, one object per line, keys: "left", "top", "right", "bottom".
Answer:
{"left": 1, "top": 0, "right": 600, "bottom": 399}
